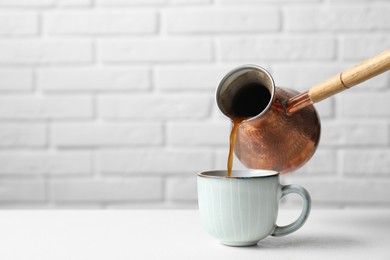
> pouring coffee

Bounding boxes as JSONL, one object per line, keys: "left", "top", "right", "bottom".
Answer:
{"left": 217, "top": 49, "right": 390, "bottom": 175}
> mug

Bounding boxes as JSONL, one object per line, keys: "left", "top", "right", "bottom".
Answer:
{"left": 197, "top": 170, "right": 311, "bottom": 246}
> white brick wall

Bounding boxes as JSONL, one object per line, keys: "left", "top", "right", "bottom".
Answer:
{"left": 38, "top": 68, "right": 151, "bottom": 91}
{"left": 0, "top": 0, "right": 388, "bottom": 209}
{"left": 219, "top": 36, "right": 336, "bottom": 61}
{"left": 0, "top": 40, "right": 93, "bottom": 64}
{"left": 51, "top": 122, "right": 163, "bottom": 146}
{"left": 44, "top": 11, "right": 157, "bottom": 35}
{"left": 284, "top": 5, "right": 390, "bottom": 31}
{"left": 98, "top": 94, "right": 211, "bottom": 119}
{"left": 99, "top": 149, "right": 213, "bottom": 174}
{"left": 163, "top": 8, "right": 280, "bottom": 33}
{"left": 0, "top": 151, "right": 91, "bottom": 175}
{"left": 0, "top": 12, "right": 38, "bottom": 35}
{"left": 98, "top": 39, "right": 213, "bottom": 62}
{"left": 0, "top": 123, "right": 46, "bottom": 147}
{"left": 0, "top": 69, "right": 33, "bottom": 91}
{"left": 49, "top": 177, "right": 163, "bottom": 202}
{"left": 0, "top": 96, "right": 92, "bottom": 119}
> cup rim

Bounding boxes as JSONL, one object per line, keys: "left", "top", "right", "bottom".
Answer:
{"left": 197, "top": 170, "right": 279, "bottom": 179}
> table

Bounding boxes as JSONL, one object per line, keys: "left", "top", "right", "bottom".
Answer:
{"left": 0, "top": 209, "right": 389, "bottom": 260}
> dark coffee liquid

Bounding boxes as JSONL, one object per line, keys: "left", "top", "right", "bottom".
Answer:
{"left": 227, "top": 82, "right": 271, "bottom": 177}
{"left": 230, "top": 82, "right": 271, "bottom": 118}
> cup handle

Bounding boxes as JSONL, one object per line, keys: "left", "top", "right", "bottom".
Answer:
{"left": 271, "top": 184, "right": 311, "bottom": 237}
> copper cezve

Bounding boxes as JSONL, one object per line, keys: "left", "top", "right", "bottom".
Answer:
{"left": 218, "top": 50, "right": 390, "bottom": 175}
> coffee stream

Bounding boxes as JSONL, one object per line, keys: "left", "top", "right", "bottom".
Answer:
{"left": 227, "top": 82, "right": 271, "bottom": 177}
{"left": 227, "top": 119, "right": 243, "bottom": 177}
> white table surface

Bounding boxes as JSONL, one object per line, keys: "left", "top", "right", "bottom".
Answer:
{"left": 0, "top": 209, "right": 389, "bottom": 260}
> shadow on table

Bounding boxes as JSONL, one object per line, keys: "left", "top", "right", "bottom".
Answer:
{"left": 253, "top": 235, "right": 362, "bottom": 250}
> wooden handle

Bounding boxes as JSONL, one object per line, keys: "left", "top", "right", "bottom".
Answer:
{"left": 308, "top": 49, "right": 390, "bottom": 103}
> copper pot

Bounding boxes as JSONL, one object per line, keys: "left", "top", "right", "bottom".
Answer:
{"left": 216, "top": 50, "right": 390, "bottom": 173}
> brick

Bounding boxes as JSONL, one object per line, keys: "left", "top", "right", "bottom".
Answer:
{"left": 170, "top": 0, "right": 210, "bottom": 4}
{"left": 283, "top": 179, "right": 390, "bottom": 204}
{"left": 272, "top": 63, "right": 343, "bottom": 92}
{"left": 313, "top": 98, "right": 334, "bottom": 118}
{"left": 0, "top": 40, "right": 92, "bottom": 65}
{"left": 0, "top": 0, "right": 91, "bottom": 6}
{"left": 98, "top": 39, "right": 213, "bottom": 62}
{"left": 285, "top": 6, "right": 390, "bottom": 31}
{"left": 155, "top": 66, "right": 232, "bottom": 91}
{"left": 51, "top": 122, "right": 162, "bottom": 147}
{"left": 321, "top": 121, "right": 388, "bottom": 146}
{"left": 340, "top": 35, "right": 390, "bottom": 60}
{"left": 0, "top": 123, "right": 46, "bottom": 147}
{"left": 167, "top": 122, "right": 230, "bottom": 146}
{"left": 99, "top": 149, "right": 213, "bottom": 174}
{"left": 44, "top": 11, "right": 156, "bottom": 35}
{"left": 0, "top": 96, "right": 92, "bottom": 120}
{"left": 296, "top": 148, "right": 337, "bottom": 175}
{"left": 54, "top": 0, "right": 91, "bottom": 5}
{"left": 49, "top": 178, "right": 162, "bottom": 202}
{"left": 96, "top": 0, "right": 166, "bottom": 5}
{"left": 0, "top": 204, "right": 54, "bottom": 209}
{"left": 339, "top": 93, "right": 390, "bottom": 117}
{"left": 166, "top": 177, "right": 197, "bottom": 201}
{"left": 98, "top": 94, "right": 211, "bottom": 119}
{"left": 342, "top": 149, "right": 390, "bottom": 175}
{"left": 0, "top": 69, "right": 32, "bottom": 91}
{"left": 54, "top": 0, "right": 92, "bottom": 5}
{"left": 98, "top": 0, "right": 209, "bottom": 4}
{"left": 220, "top": 0, "right": 320, "bottom": 3}
{"left": 220, "top": 36, "right": 335, "bottom": 61}
{"left": 328, "top": 0, "right": 387, "bottom": 2}
{"left": 0, "top": 151, "right": 91, "bottom": 175}
{"left": 0, "top": 12, "right": 38, "bottom": 35}
{"left": 0, "top": 180, "right": 45, "bottom": 202}
{"left": 38, "top": 68, "right": 150, "bottom": 91}
{"left": 164, "top": 8, "right": 279, "bottom": 33}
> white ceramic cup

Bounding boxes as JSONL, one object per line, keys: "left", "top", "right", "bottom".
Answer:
{"left": 197, "top": 170, "right": 311, "bottom": 247}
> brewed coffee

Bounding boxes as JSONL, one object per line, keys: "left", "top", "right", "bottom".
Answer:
{"left": 227, "top": 83, "right": 271, "bottom": 177}
{"left": 230, "top": 82, "right": 271, "bottom": 119}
